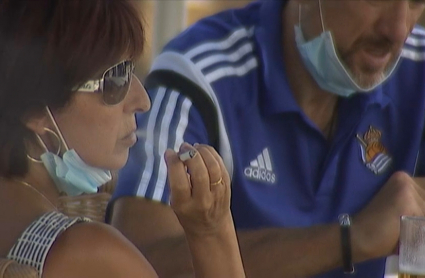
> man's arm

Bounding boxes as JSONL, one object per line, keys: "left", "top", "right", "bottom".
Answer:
{"left": 111, "top": 173, "right": 425, "bottom": 278}
{"left": 110, "top": 198, "right": 346, "bottom": 278}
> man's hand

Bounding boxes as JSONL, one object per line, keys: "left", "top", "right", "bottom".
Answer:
{"left": 352, "top": 172, "right": 425, "bottom": 262}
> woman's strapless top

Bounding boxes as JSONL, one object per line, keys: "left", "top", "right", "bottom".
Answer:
{"left": 7, "top": 211, "right": 90, "bottom": 278}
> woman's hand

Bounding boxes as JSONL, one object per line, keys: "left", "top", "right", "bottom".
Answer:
{"left": 165, "top": 142, "right": 245, "bottom": 278}
{"left": 165, "top": 142, "right": 232, "bottom": 237}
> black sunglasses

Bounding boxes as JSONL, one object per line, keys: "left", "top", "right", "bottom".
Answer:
{"left": 75, "top": 60, "right": 135, "bottom": 105}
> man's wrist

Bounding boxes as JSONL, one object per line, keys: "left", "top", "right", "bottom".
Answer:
{"left": 349, "top": 215, "right": 375, "bottom": 263}
{"left": 339, "top": 214, "right": 355, "bottom": 274}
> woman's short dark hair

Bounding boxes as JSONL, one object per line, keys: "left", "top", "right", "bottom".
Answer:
{"left": 0, "top": 0, "right": 145, "bottom": 177}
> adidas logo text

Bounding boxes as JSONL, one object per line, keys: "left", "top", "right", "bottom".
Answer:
{"left": 244, "top": 167, "right": 276, "bottom": 184}
{"left": 244, "top": 148, "right": 276, "bottom": 184}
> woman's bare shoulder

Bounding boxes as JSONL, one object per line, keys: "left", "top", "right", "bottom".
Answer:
{"left": 43, "top": 221, "right": 158, "bottom": 278}
{"left": 0, "top": 185, "right": 52, "bottom": 256}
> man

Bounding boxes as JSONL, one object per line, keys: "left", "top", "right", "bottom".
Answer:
{"left": 109, "top": 0, "right": 425, "bottom": 277}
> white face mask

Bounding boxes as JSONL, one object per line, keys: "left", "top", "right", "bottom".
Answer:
{"left": 40, "top": 107, "right": 112, "bottom": 196}
{"left": 294, "top": 0, "right": 400, "bottom": 97}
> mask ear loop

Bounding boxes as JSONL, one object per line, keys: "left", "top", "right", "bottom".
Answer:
{"left": 298, "top": 4, "right": 302, "bottom": 28}
{"left": 45, "top": 106, "right": 70, "bottom": 151}
{"left": 298, "top": 1, "right": 325, "bottom": 33}
{"left": 27, "top": 128, "right": 61, "bottom": 163}
{"left": 318, "top": 0, "right": 325, "bottom": 32}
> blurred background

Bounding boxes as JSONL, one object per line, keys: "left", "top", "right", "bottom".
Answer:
{"left": 136, "top": 0, "right": 425, "bottom": 77}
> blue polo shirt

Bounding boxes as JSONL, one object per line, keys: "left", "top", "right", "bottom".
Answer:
{"left": 113, "top": 1, "right": 425, "bottom": 277}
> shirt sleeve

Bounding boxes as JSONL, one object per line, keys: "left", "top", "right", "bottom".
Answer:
{"left": 112, "top": 85, "right": 210, "bottom": 204}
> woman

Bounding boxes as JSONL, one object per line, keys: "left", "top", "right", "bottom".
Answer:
{"left": 0, "top": 0, "right": 245, "bottom": 277}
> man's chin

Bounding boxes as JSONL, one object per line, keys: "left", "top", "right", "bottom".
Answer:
{"left": 347, "top": 61, "right": 392, "bottom": 88}
{"left": 344, "top": 53, "right": 400, "bottom": 89}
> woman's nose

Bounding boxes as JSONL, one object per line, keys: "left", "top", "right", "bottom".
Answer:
{"left": 125, "top": 74, "right": 151, "bottom": 113}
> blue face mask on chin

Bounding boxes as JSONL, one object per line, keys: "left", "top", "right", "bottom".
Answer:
{"left": 41, "top": 150, "right": 112, "bottom": 197}
{"left": 294, "top": 8, "right": 400, "bottom": 97}
{"left": 39, "top": 107, "right": 112, "bottom": 197}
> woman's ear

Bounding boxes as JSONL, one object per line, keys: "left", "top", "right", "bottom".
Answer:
{"left": 24, "top": 114, "right": 49, "bottom": 135}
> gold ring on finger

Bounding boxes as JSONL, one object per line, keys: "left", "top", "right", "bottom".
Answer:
{"left": 210, "top": 177, "right": 223, "bottom": 186}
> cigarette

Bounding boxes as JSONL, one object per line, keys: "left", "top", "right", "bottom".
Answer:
{"left": 179, "top": 150, "right": 197, "bottom": 161}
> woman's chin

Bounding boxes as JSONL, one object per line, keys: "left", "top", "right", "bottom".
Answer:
{"left": 82, "top": 149, "right": 130, "bottom": 171}
{"left": 111, "top": 152, "right": 130, "bottom": 170}
{"left": 92, "top": 155, "right": 129, "bottom": 171}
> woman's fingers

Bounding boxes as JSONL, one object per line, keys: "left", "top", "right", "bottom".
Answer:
{"left": 194, "top": 145, "right": 222, "bottom": 191}
{"left": 168, "top": 143, "right": 232, "bottom": 236}
{"left": 199, "top": 144, "right": 230, "bottom": 187}
{"left": 165, "top": 149, "right": 191, "bottom": 205}
{"left": 169, "top": 142, "right": 229, "bottom": 203}
{"left": 192, "top": 145, "right": 227, "bottom": 201}
{"left": 179, "top": 143, "right": 210, "bottom": 201}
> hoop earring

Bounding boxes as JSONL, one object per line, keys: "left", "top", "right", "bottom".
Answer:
{"left": 27, "top": 127, "right": 61, "bottom": 163}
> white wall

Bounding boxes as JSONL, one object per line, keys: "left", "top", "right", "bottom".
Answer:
{"left": 152, "top": 0, "right": 187, "bottom": 58}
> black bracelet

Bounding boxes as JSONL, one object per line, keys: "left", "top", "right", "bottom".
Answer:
{"left": 338, "top": 214, "right": 355, "bottom": 274}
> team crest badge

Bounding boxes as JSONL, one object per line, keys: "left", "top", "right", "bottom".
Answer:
{"left": 356, "top": 126, "right": 392, "bottom": 175}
